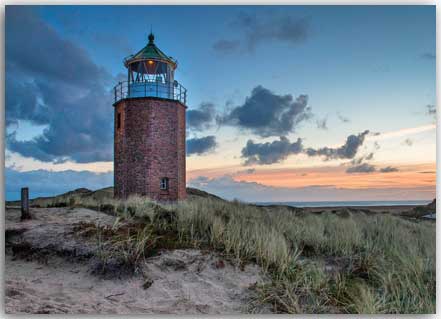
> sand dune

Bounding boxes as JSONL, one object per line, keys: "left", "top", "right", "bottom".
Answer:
{"left": 5, "top": 207, "right": 268, "bottom": 314}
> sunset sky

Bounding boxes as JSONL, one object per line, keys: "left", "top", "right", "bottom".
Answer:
{"left": 5, "top": 5, "right": 436, "bottom": 201}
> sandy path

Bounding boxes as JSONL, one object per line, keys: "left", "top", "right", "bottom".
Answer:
{"left": 5, "top": 250, "right": 265, "bottom": 314}
{"left": 5, "top": 207, "right": 268, "bottom": 314}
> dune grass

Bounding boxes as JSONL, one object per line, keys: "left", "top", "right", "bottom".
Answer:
{"left": 173, "top": 198, "right": 435, "bottom": 314}
{"left": 38, "top": 194, "right": 435, "bottom": 314}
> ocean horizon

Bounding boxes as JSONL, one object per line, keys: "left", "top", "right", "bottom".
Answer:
{"left": 5, "top": 191, "right": 432, "bottom": 208}
{"left": 255, "top": 200, "right": 432, "bottom": 208}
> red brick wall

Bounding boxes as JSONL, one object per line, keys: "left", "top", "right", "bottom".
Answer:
{"left": 114, "top": 97, "right": 186, "bottom": 201}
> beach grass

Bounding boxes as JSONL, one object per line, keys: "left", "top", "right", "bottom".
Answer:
{"left": 31, "top": 193, "right": 435, "bottom": 314}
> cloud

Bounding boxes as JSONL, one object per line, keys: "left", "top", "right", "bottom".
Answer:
{"left": 188, "top": 174, "right": 433, "bottom": 202}
{"left": 233, "top": 168, "right": 256, "bottom": 176}
{"left": 218, "top": 86, "right": 312, "bottom": 137}
{"left": 364, "top": 152, "right": 374, "bottom": 160}
{"left": 241, "top": 136, "right": 303, "bottom": 165}
{"left": 186, "top": 136, "right": 217, "bottom": 155}
{"left": 6, "top": 6, "right": 114, "bottom": 163}
{"left": 5, "top": 81, "right": 50, "bottom": 127}
{"left": 350, "top": 152, "right": 374, "bottom": 165}
{"left": 379, "top": 166, "right": 399, "bottom": 173}
{"left": 316, "top": 117, "right": 328, "bottom": 130}
{"left": 345, "top": 162, "right": 399, "bottom": 174}
{"left": 5, "top": 167, "right": 113, "bottom": 200}
{"left": 370, "top": 124, "right": 435, "bottom": 141}
{"left": 186, "top": 103, "right": 216, "bottom": 132}
{"left": 306, "top": 130, "right": 370, "bottom": 160}
{"left": 213, "top": 11, "right": 310, "bottom": 54}
{"left": 420, "top": 52, "right": 436, "bottom": 60}
{"left": 188, "top": 175, "right": 334, "bottom": 202}
{"left": 6, "top": 7, "right": 109, "bottom": 87}
{"left": 373, "top": 141, "right": 380, "bottom": 150}
{"left": 212, "top": 40, "right": 240, "bottom": 54}
{"left": 345, "top": 152, "right": 377, "bottom": 173}
{"left": 337, "top": 112, "right": 350, "bottom": 123}
{"left": 403, "top": 138, "right": 413, "bottom": 146}
{"left": 240, "top": 130, "right": 371, "bottom": 166}
{"left": 346, "top": 163, "right": 376, "bottom": 174}
{"left": 426, "top": 104, "right": 436, "bottom": 117}
{"left": 345, "top": 150, "right": 398, "bottom": 174}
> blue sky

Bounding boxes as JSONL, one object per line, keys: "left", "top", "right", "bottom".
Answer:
{"left": 5, "top": 5, "right": 436, "bottom": 201}
{"left": 40, "top": 5, "right": 435, "bottom": 116}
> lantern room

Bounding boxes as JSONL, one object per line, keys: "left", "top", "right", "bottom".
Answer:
{"left": 114, "top": 33, "right": 186, "bottom": 104}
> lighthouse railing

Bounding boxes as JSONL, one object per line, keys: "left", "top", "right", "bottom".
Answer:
{"left": 113, "top": 80, "right": 187, "bottom": 105}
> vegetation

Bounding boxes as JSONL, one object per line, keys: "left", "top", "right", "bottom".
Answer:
{"left": 14, "top": 189, "right": 436, "bottom": 314}
{"left": 173, "top": 199, "right": 435, "bottom": 314}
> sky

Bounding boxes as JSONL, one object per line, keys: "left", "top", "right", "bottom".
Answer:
{"left": 5, "top": 5, "right": 436, "bottom": 202}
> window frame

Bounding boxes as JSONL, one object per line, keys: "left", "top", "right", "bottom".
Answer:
{"left": 160, "top": 177, "right": 169, "bottom": 190}
{"left": 117, "top": 112, "right": 121, "bottom": 130}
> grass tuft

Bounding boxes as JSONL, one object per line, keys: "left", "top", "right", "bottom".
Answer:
{"left": 63, "top": 194, "right": 435, "bottom": 313}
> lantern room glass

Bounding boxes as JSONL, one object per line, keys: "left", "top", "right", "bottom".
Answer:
{"left": 127, "top": 59, "right": 175, "bottom": 100}
{"left": 113, "top": 34, "right": 186, "bottom": 104}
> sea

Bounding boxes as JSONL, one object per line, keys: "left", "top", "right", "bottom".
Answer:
{"left": 255, "top": 200, "right": 431, "bottom": 208}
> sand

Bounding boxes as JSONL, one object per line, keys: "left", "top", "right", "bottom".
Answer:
{"left": 5, "top": 207, "right": 268, "bottom": 314}
{"left": 5, "top": 250, "right": 267, "bottom": 314}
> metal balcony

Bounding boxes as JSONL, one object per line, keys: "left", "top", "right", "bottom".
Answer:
{"left": 114, "top": 80, "right": 187, "bottom": 105}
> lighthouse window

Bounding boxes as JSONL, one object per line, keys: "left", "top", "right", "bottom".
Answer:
{"left": 117, "top": 113, "right": 121, "bottom": 130}
{"left": 160, "top": 177, "right": 169, "bottom": 190}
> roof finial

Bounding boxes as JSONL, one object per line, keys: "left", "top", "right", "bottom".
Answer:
{"left": 148, "top": 25, "right": 154, "bottom": 44}
{"left": 148, "top": 33, "right": 154, "bottom": 44}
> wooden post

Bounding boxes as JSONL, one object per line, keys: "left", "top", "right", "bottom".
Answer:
{"left": 21, "top": 187, "right": 31, "bottom": 220}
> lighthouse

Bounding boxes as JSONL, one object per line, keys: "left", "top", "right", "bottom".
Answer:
{"left": 113, "top": 33, "right": 187, "bottom": 201}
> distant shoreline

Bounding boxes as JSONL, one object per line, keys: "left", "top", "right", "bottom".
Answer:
{"left": 255, "top": 200, "right": 431, "bottom": 208}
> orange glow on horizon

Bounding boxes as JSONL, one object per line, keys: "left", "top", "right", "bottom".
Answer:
{"left": 187, "top": 162, "right": 436, "bottom": 190}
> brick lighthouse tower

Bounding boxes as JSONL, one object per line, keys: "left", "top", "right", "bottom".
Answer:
{"left": 113, "top": 33, "right": 187, "bottom": 201}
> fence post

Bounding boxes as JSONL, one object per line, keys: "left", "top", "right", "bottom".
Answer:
{"left": 21, "top": 187, "right": 31, "bottom": 220}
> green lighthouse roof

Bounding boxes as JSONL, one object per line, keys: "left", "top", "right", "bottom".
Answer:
{"left": 124, "top": 33, "right": 177, "bottom": 69}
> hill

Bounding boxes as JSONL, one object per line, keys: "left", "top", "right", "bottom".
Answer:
{"left": 401, "top": 198, "right": 436, "bottom": 218}
{"left": 5, "top": 186, "right": 436, "bottom": 314}
{"left": 6, "top": 186, "right": 223, "bottom": 208}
